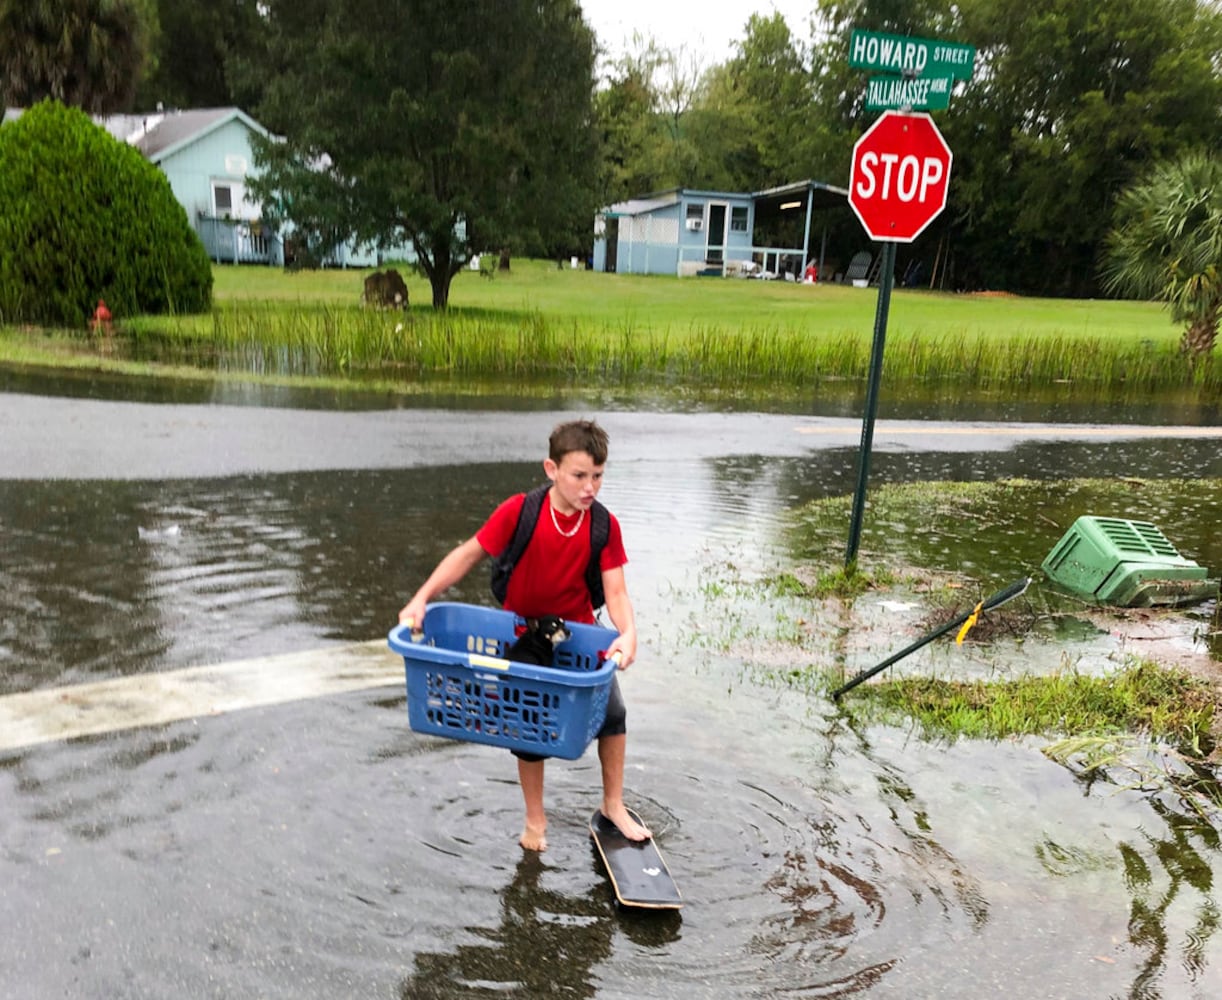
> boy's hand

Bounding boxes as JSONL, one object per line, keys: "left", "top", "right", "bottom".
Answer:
{"left": 607, "top": 630, "right": 637, "bottom": 669}
{"left": 399, "top": 598, "right": 426, "bottom": 629}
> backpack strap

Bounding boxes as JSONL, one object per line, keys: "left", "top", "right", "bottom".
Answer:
{"left": 489, "top": 485, "right": 612, "bottom": 610}
{"left": 585, "top": 500, "right": 610, "bottom": 610}
{"left": 490, "top": 483, "right": 549, "bottom": 605}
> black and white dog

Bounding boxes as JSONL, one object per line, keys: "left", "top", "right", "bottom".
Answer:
{"left": 506, "top": 615, "right": 571, "bottom": 666}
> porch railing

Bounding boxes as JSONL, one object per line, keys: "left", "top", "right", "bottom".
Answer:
{"left": 197, "top": 215, "right": 284, "bottom": 266}
{"left": 676, "top": 244, "right": 811, "bottom": 279}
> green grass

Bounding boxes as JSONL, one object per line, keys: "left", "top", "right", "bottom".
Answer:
{"left": 1, "top": 258, "right": 1215, "bottom": 395}
{"left": 843, "top": 659, "right": 1222, "bottom": 813}
{"left": 848, "top": 659, "right": 1216, "bottom": 751}
{"left": 202, "top": 260, "right": 1176, "bottom": 342}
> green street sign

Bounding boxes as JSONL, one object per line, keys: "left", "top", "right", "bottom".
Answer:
{"left": 850, "top": 29, "right": 976, "bottom": 81}
{"left": 865, "top": 74, "right": 953, "bottom": 111}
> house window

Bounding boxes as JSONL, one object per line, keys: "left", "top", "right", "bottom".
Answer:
{"left": 213, "top": 184, "right": 233, "bottom": 216}
{"left": 686, "top": 202, "right": 704, "bottom": 220}
{"left": 730, "top": 206, "right": 748, "bottom": 232}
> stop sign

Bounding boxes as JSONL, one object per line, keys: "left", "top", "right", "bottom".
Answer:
{"left": 849, "top": 110, "right": 952, "bottom": 242}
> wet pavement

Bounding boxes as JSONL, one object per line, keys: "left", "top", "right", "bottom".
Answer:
{"left": 2, "top": 383, "right": 1222, "bottom": 998}
{"left": 5, "top": 389, "right": 1222, "bottom": 480}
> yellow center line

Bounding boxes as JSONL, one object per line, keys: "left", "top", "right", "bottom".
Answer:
{"left": 0, "top": 641, "right": 403, "bottom": 752}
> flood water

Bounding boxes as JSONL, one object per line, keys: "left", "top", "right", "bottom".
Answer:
{"left": 2, "top": 373, "right": 1222, "bottom": 999}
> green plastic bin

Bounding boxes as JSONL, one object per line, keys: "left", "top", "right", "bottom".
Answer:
{"left": 1041, "top": 516, "right": 1213, "bottom": 608}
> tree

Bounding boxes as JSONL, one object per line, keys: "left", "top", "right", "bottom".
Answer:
{"left": 134, "top": 0, "right": 267, "bottom": 111}
{"left": 593, "top": 35, "right": 705, "bottom": 201}
{"left": 0, "top": 100, "right": 212, "bottom": 326}
{"left": 594, "top": 53, "right": 662, "bottom": 203}
{"left": 693, "top": 14, "right": 814, "bottom": 192}
{"left": 948, "top": 0, "right": 1222, "bottom": 294}
{"left": 248, "top": 0, "right": 601, "bottom": 309}
{"left": 0, "top": 0, "right": 154, "bottom": 113}
{"left": 1102, "top": 153, "right": 1222, "bottom": 361}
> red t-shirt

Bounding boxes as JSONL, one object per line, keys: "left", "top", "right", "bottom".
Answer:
{"left": 476, "top": 491, "right": 627, "bottom": 624}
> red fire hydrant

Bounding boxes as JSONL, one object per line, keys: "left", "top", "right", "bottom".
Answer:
{"left": 90, "top": 299, "right": 113, "bottom": 335}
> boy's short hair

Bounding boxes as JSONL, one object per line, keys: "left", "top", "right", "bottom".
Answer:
{"left": 549, "top": 419, "right": 609, "bottom": 465}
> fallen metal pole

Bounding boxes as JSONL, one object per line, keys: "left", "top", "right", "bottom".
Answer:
{"left": 831, "top": 577, "right": 1032, "bottom": 701}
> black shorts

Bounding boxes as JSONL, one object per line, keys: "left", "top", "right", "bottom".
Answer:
{"left": 511, "top": 674, "right": 625, "bottom": 763}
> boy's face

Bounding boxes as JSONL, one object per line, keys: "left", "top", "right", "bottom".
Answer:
{"left": 544, "top": 450, "right": 604, "bottom": 514}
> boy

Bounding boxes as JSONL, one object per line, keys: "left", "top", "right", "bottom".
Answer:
{"left": 398, "top": 419, "right": 650, "bottom": 852}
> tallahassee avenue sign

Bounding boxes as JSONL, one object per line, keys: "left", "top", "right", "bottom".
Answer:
{"left": 865, "top": 75, "right": 951, "bottom": 112}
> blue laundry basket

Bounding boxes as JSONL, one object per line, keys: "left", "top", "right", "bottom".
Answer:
{"left": 387, "top": 603, "right": 619, "bottom": 760}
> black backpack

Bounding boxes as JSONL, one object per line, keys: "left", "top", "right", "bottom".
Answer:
{"left": 490, "top": 483, "right": 611, "bottom": 610}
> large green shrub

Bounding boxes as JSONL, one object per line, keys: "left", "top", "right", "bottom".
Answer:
{"left": 0, "top": 100, "right": 212, "bottom": 327}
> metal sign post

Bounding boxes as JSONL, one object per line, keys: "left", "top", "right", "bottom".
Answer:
{"left": 845, "top": 241, "right": 896, "bottom": 567}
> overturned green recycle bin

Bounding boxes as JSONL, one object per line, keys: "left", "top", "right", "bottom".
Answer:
{"left": 1041, "top": 516, "right": 1216, "bottom": 608}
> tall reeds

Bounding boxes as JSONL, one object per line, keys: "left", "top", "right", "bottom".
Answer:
{"left": 129, "top": 303, "right": 1218, "bottom": 395}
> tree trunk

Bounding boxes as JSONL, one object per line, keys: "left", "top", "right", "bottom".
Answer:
{"left": 1180, "top": 308, "right": 1218, "bottom": 359}
{"left": 498, "top": 248, "right": 511, "bottom": 272}
{"left": 429, "top": 269, "right": 451, "bottom": 310}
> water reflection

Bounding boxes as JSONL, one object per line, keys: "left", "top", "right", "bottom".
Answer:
{"left": 3, "top": 362, "right": 1221, "bottom": 424}
{"left": 396, "top": 849, "right": 683, "bottom": 999}
{"left": 0, "top": 466, "right": 534, "bottom": 695}
{"left": 398, "top": 853, "right": 615, "bottom": 999}
{"left": 1119, "top": 797, "right": 1221, "bottom": 996}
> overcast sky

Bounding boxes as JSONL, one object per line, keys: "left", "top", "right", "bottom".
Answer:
{"left": 580, "top": 0, "right": 815, "bottom": 71}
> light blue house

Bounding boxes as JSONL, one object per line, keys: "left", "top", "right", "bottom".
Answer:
{"left": 100, "top": 107, "right": 411, "bottom": 269}
{"left": 594, "top": 181, "right": 849, "bottom": 279}
{"left": 93, "top": 108, "right": 289, "bottom": 265}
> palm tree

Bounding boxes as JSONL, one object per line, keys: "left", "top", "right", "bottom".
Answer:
{"left": 0, "top": 0, "right": 149, "bottom": 114}
{"left": 1101, "top": 153, "right": 1222, "bottom": 362}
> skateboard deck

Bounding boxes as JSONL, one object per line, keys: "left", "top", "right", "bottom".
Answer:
{"left": 589, "top": 809, "right": 682, "bottom": 910}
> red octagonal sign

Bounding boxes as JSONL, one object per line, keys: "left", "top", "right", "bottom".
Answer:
{"left": 849, "top": 110, "right": 952, "bottom": 243}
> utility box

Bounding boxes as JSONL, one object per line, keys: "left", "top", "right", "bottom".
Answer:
{"left": 1041, "top": 516, "right": 1214, "bottom": 608}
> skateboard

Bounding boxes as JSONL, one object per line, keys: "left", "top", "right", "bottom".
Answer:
{"left": 589, "top": 809, "right": 682, "bottom": 910}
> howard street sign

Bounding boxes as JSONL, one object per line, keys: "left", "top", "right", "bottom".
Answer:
{"left": 848, "top": 111, "right": 953, "bottom": 243}
{"left": 849, "top": 29, "right": 976, "bottom": 81}
{"left": 865, "top": 74, "right": 952, "bottom": 111}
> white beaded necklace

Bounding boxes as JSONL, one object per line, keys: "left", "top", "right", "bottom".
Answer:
{"left": 550, "top": 502, "right": 585, "bottom": 538}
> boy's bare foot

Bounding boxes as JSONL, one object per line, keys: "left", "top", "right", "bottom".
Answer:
{"left": 602, "top": 801, "right": 651, "bottom": 841}
{"left": 519, "top": 822, "right": 548, "bottom": 852}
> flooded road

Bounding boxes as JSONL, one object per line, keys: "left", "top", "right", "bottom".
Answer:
{"left": 2, "top": 384, "right": 1221, "bottom": 998}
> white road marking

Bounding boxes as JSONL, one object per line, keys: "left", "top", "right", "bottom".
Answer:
{"left": 0, "top": 641, "right": 403, "bottom": 752}
{"left": 794, "top": 423, "right": 1222, "bottom": 437}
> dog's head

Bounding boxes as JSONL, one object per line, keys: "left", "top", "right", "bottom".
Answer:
{"left": 526, "top": 615, "right": 571, "bottom": 647}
